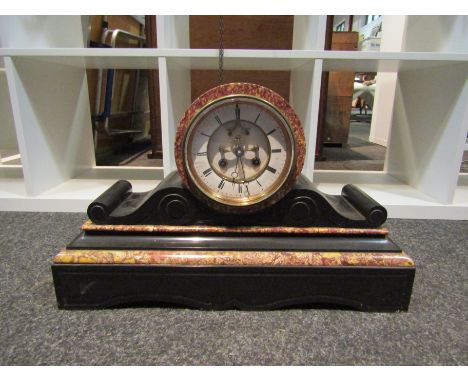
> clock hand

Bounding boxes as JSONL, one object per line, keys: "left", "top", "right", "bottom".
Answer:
{"left": 231, "top": 156, "right": 240, "bottom": 181}
{"left": 238, "top": 158, "right": 250, "bottom": 196}
{"left": 253, "top": 145, "right": 260, "bottom": 166}
{"left": 218, "top": 145, "right": 229, "bottom": 168}
{"left": 239, "top": 155, "right": 246, "bottom": 181}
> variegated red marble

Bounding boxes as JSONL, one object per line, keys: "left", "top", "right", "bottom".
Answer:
{"left": 54, "top": 249, "right": 414, "bottom": 267}
{"left": 81, "top": 220, "right": 389, "bottom": 236}
{"left": 174, "top": 82, "right": 306, "bottom": 214}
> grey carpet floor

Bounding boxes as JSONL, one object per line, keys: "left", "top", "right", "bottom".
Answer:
{"left": 0, "top": 212, "right": 467, "bottom": 365}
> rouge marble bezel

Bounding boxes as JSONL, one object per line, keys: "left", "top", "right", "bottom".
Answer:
{"left": 175, "top": 83, "right": 306, "bottom": 214}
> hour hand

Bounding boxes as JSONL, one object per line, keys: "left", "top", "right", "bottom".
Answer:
{"left": 218, "top": 145, "right": 230, "bottom": 168}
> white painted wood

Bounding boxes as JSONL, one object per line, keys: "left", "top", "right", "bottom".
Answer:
{"left": 158, "top": 58, "right": 172, "bottom": 177}
{"left": 0, "top": 54, "right": 161, "bottom": 69}
{"left": 165, "top": 51, "right": 468, "bottom": 72}
{"left": 319, "top": 52, "right": 468, "bottom": 72}
{"left": 292, "top": 16, "right": 327, "bottom": 50}
{"left": 314, "top": 170, "right": 402, "bottom": 185}
{"left": 0, "top": 177, "right": 160, "bottom": 212}
{"left": 81, "top": 16, "right": 90, "bottom": 47}
{"left": 405, "top": 16, "right": 468, "bottom": 53}
{"left": 0, "top": 16, "right": 85, "bottom": 48}
{"left": 156, "top": 16, "right": 190, "bottom": 49}
{"left": 170, "top": 55, "right": 314, "bottom": 71}
{"left": 386, "top": 63, "right": 468, "bottom": 204}
{"left": 1, "top": 49, "right": 467, "bottom": 71}
{"left": 316, "top": 181, "right": 468, "bottom": 220}
{"left": 158, "top": 58, "right": 191, "bottom": 176}
{"left": 369, "top": 16, "right": 407, "bottom": 148}
{"left": 315, "top": 172, "right": 468, "bottom": 219}
{"left": 76, "top": 166, "right": 164, "bottom": 181}
{"left": 5, "top": 57, "right": 95, "bottom": 196}
{"left": 290, "top": 59, "right": 322, "bottom": 180}
{"left": 368, "top": 73, "right": 398, "bottom": 148}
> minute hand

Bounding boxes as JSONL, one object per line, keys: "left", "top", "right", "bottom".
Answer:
{"left": 239, "top": 156, "right": 246, "bottom": 181}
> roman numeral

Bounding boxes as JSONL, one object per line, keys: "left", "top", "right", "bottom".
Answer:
{"left": 254, "top": 113, "right": 261, "bottom": 124}
{"left": 196, "top": 151, "right": 207, "bottom": 156}
{"left": 218, "top": 179, "right": 226, "bottom": 189}
{"left": 215, "top": 115, "right": 222, "bottom": 125}
{"left": 238, "top": 183, "right": 243, "bottom": 194}
{"left": 203, "top": 168, "right": 213, "bottom": 177}
{"left": 256, "top": 179, "right": 262, "bottom": 187}
{"left": 200, "top": 132, "right": 211, "bottom": 138}
{"left": 266, "top": 166, "right": 277, "bottom": 174}
{"left": 271, "top": 149, "right": 282, "bottom": 153}
{"left": 235, "top": 104, "right": 240, "bottom": 120}
{"left": 266, "top": 129, "right": 276, "bottom": 136}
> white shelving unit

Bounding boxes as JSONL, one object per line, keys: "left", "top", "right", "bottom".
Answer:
{"left": 0, "top": 15, "right": 467, "bottom": 219}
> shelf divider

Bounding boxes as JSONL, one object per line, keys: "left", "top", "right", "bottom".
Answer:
{"left": 4, "top": 57, "right": 95, "bottom": 196}
{"left": 290, "top": 59, "right": 322, "bottom": 180}
{"left": 386, "top": 62, "right": 468, "bottom": 204}
{"left": 159, "top": 57, "right": 191, "bottom": 176}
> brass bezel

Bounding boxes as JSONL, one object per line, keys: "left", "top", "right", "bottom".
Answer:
{"left": 183, "top": 94, "right": 296, "bottom": 207}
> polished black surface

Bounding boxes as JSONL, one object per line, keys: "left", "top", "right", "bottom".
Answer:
{"left": 52, "top": 264, "right": 415, "bottom": 312}
{"left": 87, "top": 171, "right": 388, "bottom": 228}
{"left": 67, "top": 230, "right": 400, "bottom": 252}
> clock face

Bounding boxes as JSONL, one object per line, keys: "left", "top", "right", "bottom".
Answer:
{"left": 175, "top": 83, "right": 305, "bottom": 214}
{"left": 185, "top": 96, "right": 294, "bottom": 207}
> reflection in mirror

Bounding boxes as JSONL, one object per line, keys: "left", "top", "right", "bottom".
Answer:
{"left": 0, "top": 71, "right": 21, "bottom": 166}
{"left": 315, "top": 15, "right": 386, "bottom": 172}
{"left": 315, "top": 72, "right": 385, "bottom": 171}
{"left": 461, "top": 148, "right": 468, "bottom": 174}
{"left": 86, "top": 15, "right": 162, "bottom": 167}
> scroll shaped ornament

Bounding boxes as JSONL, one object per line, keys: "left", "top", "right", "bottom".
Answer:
{"left": 87, "top": 171, "right": 387, "bottom": 228}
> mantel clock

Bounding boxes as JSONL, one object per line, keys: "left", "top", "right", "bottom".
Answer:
{"left": 175, "top": 83, "right": 306, "bottom": 214}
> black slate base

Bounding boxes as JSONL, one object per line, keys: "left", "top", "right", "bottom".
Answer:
{"left": 52, "top": 264, "right": 415, "bottom": 312}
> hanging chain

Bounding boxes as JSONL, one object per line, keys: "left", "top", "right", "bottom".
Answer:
{"left": 218, "top": 15, "right": 224, "bottom": 85}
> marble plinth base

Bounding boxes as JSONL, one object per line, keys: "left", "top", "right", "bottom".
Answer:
{"left": 51, "top": 222, "right": 415, "bottom": 311}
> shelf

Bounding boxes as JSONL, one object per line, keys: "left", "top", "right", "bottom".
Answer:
{"left": 320, "top": 51, "right": 468, "bottom": 72}
{"left": 0, "top": 175, "right": 161, "bottom": 212}
{"left": 75, "top": 166, "right": 164, "bottom": 180}
{"left": 0, "top": 48, "right": 163, "bottom": 69}
{"left": 314, "top": 172, "right": 468, "bottom": 220}
{"left": 1, "top": 171, "right": 467, "bottom": 218}
{"left": 0, "top": 165, "right": 164, "bottom": 211}
{"left": 1, "top": 48, "right": 467, "bottom": 72}
{"left": 0, "top": 16, "right": 467, "bottom": 219}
